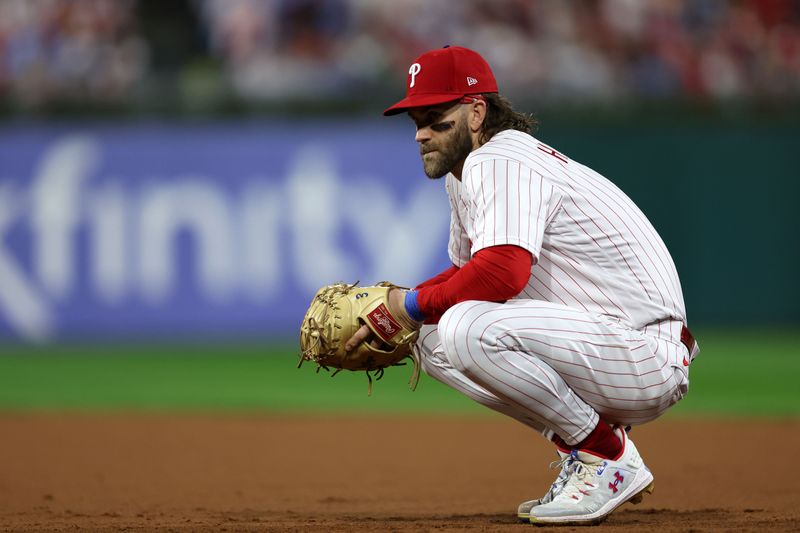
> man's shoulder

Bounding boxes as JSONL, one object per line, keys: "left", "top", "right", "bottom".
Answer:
{"left": 464, "top": 129, "right": 540, "bottom": 175}
{"left": 467, "top": 130, "right": 538, "bottom": 165}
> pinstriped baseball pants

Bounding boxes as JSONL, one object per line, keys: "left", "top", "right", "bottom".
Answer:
{"left": 416, "top": 299, "right": 689, "bottom": 444}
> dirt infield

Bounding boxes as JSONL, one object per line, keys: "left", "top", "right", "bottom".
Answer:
{"left": 0, "top": 415, "right": 798, "bottom": 532}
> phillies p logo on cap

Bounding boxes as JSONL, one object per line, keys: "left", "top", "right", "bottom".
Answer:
{"left": 384, "top": 46, "right": 499, "bottom": 116}
{"left": 409, "top": 63, "right": 422, "bottom": 88}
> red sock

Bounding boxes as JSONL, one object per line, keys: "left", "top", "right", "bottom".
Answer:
{"left": 551, "top": 421, "right": 622, "bottom": 460}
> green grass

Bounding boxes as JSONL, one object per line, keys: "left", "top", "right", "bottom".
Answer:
{"left": 0, "top": 328, "right": 797, "bottom": 416}
{"left": 0, "top": 342, "right": 479, "bottom": 414}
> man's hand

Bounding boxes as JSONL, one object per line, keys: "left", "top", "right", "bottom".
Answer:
{"left": 345, "top": 288, "right": 417, "bottom": 351}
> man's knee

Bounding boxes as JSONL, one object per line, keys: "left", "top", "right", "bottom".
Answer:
{"left": 437, "top": 301, "right": 491, "bottom": 373}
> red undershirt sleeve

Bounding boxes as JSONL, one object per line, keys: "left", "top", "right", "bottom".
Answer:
{"left": 414, "top": 265, "right": 460, "bottom": 290}
{"left": 415, "top": 245, "right": 533, "bottom": 323}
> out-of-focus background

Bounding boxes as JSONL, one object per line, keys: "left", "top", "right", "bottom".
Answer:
{"left": 0, "top": 0, "right": 798, "bottom": 415}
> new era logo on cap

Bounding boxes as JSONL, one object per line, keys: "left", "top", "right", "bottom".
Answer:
{"left": 383, "top": 46, "right": 498, "bottom": 116}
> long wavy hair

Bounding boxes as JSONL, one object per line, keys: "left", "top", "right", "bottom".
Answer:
{"left": 478, "top": 93, "right": 537, "bottom": 145}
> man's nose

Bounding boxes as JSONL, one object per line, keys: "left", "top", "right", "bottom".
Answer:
{"left": 415, "top": 127, "right": 431, "bottom": 143}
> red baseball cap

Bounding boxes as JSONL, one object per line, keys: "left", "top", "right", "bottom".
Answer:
{"left": 383, "top": 46, "right": 498, "bottom": 116}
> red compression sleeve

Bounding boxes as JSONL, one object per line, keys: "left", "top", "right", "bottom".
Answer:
{"left": 416, "top": 245, "right": 533, "bottom": 322}
{"left": 414, "top": 265, "right": 460, "bottom": 290}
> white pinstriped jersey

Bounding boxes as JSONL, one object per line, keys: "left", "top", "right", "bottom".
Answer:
{"left": 444, "top": 129, "right": 686, "bottom": 331}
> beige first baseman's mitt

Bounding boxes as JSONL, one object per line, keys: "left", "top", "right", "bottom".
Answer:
{"left": 298, "top": 282, "right": 420, "bottom": 394}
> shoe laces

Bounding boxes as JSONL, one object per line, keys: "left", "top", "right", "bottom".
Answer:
{"left": 541, "top": 454, "right": 575, "bottom": 502}
{"left": 552, "top": 453, "right": 603, "bottom": 502}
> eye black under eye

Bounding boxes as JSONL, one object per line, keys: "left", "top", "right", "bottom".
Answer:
{"left": 430, "top": 121, "right": 455, "bottom": 132}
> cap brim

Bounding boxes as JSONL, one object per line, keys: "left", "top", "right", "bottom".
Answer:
{"left": 383, "top": 93, "right": 463, "bottom": 116}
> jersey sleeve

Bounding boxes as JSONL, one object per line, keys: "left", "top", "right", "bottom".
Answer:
{"left": 464, "top": 158, "right": 557, "bottom": 260}
{"left": 445, "top": 175, "right": 472, "bottom": 267}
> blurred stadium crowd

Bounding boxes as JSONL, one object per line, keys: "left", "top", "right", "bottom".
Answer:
{"left": 1, "top": 0, "right": 799, "bottom": 112}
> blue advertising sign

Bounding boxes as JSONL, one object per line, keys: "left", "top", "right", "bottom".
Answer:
{"left": 0, "top": 121, "right": 452, "bottom": 342}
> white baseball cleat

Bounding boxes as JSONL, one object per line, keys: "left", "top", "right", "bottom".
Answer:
{"left": 517, "top": 450, "right": 574, "bottom": 523}
{"left": 529, "top": 428, "right": 654, "bottom": 526}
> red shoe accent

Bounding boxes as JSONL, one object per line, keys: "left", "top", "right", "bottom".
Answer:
{"left": 609, "top": 472, "right": 625, "bottom": 493}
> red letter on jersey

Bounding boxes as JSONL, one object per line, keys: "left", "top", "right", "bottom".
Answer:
{"left": 537, "top": 143, "right": 568, "bottom": 164}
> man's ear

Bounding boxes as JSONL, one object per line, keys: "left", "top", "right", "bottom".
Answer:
{"left": 468, "top": 101, "right": 487, "bottom": 133}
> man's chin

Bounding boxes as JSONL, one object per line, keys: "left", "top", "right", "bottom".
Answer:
{"left": 423, "top": 165, "right": 448, "bottom": 179}
{"left": 421, "top": 157, "right": 448, "bottom": 179}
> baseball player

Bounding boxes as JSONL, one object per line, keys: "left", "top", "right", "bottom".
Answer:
{"left": 346, "top": 45, "right": 698, "bottom": 525}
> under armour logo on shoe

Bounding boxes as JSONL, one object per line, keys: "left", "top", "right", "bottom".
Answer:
{"left": 609, "top": 472, "right": 624, "bottom": 493}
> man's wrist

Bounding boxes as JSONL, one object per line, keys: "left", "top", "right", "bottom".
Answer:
{"left": 404, "top": 290, "right": 426, "bottom": 322}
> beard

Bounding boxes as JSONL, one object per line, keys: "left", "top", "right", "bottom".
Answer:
{"left": 420, "top": 119, "right": 473, "bottom": 179}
